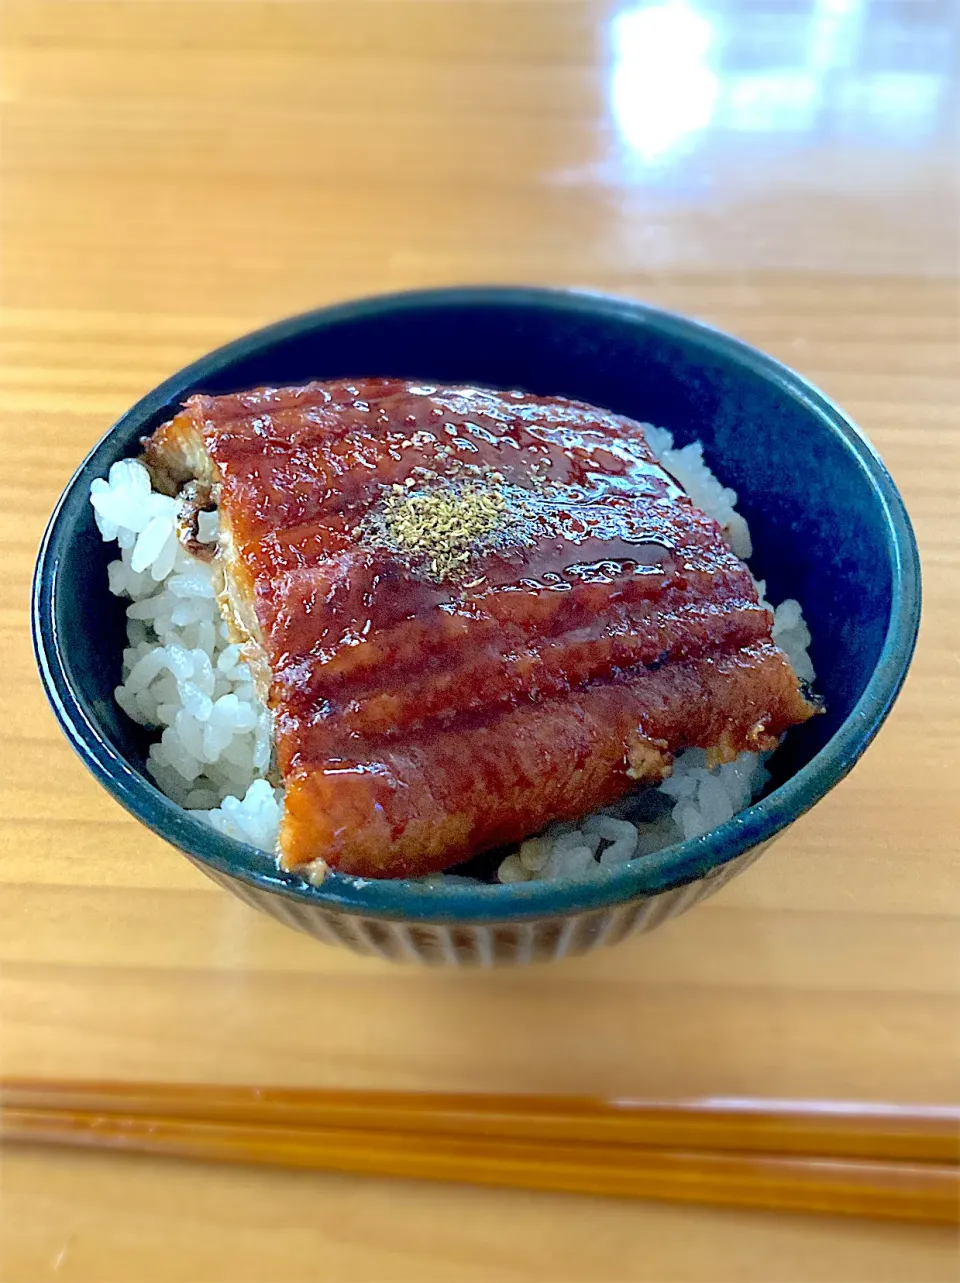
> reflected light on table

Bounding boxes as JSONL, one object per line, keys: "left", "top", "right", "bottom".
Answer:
{"left": 610, "top": 0, "right": 719, "bottom": 162}
{"left": 610, "top": 0, "right": 953, "bottom": 171}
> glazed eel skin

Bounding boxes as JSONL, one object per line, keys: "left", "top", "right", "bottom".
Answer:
{"left": 144, "top": 378, "right": 815, "bottom": 878}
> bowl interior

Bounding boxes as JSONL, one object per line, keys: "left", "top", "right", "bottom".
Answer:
{"left": 35, "top": 288, "right": 919, "bottom": 919}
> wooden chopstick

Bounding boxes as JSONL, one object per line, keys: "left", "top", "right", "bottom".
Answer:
{"left": 3, "top": 1080, "right": 957, "bottom": 1164}
{"left": 3, "top": 1105, "right": 957, "bottom": 1225}
{"left": 2, "top": 1082, "right": 957, "bottom": 1224}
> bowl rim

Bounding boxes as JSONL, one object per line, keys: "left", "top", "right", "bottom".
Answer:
{"left": 32, "top": 285, "right": 922, "bottom": 923}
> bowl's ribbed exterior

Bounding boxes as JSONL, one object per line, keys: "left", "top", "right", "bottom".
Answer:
{"left": 190, "top": 844, "right": 768, "bottom": 966}
{"left": 32, "top": 291, "right": 922, "bottom": 971}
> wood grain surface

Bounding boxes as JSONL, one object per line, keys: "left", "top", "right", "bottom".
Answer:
{"left": 1, "top": 2, "right": 958, "bottom": 1280}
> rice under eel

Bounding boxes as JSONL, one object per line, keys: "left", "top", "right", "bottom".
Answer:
{"left": 143, "top": 379, "right": 816, "bottom": 878}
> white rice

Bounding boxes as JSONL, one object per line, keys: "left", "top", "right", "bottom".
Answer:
{"left": 90, "top": 460, "right": 282, "bottom": 850}
{"left": 90, "top": 427, "right": 813, "bottom": 883}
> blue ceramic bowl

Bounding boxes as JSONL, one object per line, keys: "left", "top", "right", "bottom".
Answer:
{"left": 33, "top": 288, "right": 920, "bottom": 965}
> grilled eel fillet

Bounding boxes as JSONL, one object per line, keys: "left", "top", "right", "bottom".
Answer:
{"left": 144, "top": 378, "right": 816, "bottom": 878}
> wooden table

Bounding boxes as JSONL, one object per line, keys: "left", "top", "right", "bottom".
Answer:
{"left": 2, "top": 3, "right": 958, "bottom": 1279}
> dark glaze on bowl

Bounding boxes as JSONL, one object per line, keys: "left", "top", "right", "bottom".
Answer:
{"left": 32, "top": 288, "right": 921, "bottom": 964}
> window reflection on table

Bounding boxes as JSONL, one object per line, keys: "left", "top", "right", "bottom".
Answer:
{"left": 609, "top": 0, "right": 957, "bottom": 168}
